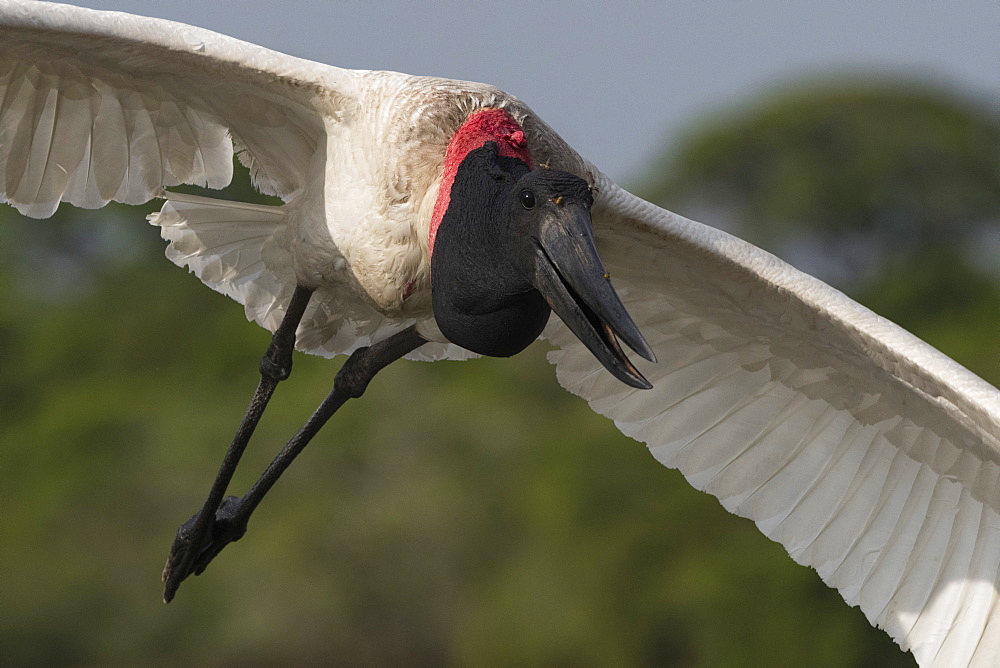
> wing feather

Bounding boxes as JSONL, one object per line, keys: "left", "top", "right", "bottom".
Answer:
{"left": 543, "top": 174, "right": 1000, "bottom": 664}
{"left": 67, "top": 81, "right": 128, "bottom": 206}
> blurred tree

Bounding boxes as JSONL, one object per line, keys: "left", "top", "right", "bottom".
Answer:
{"left": 643, "top": 80, "right": 1000, "bottom": 287}
{"left": 0, "top": 234, "right": 911, "bottom": 664}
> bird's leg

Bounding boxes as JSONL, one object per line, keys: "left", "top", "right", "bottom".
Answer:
{"left": 162, "top": 325, "right": 427, "bottom": 602}
{"left": 162, "top": 285, "right": 313, "bottom": 602}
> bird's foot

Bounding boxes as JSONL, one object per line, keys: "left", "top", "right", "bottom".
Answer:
{"left": 161, "top": 495, "right": 248, "bottom": 603}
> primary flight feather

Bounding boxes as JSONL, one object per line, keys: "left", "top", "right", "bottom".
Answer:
{"left": 1, "top": 2, "right": 998, "bottom": 664}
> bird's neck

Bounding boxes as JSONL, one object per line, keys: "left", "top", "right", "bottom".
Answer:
{"left": 429, "top": 108, "right": 532, "bottom": 256}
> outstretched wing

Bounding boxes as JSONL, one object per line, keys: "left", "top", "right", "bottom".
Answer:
{"left": 0, "top": 0, "right": 355, "bottom": 216}
{"left": 0, "top": 1, "right": 399, "bottom": 356}
{"left": 544, "top": 174, "right": 1000, "bottom": 666}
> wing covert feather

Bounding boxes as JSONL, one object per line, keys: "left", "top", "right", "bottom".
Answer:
{"left": 543, "top": 174, "right": 1000, "bottom": 665}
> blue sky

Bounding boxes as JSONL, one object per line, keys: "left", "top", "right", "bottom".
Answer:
{"left": 69, "top": 1, "right": 999, "bottom": 185}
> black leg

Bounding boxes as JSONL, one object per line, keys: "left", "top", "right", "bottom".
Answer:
{"left": 162, "top": 324, "right": 426, "bottom": 602}
{"left": 162, "top": 285, "right": 313, "bottom": 602}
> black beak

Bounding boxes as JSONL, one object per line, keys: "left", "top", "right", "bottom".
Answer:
{"left": 528, "top": 204, "right": 657, "bottom": 389}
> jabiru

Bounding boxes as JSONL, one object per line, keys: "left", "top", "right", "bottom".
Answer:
{"left": 1, "top": 3, "right": 998, "bottom": 664}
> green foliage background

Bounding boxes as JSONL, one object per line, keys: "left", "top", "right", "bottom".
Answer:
{"left": 2, "top": 79, "right": 996, "bottom": 665}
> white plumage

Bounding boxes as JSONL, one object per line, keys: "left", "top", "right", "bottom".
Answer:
{"left": 1, "top": 2, "right": 998, "bottom": 664}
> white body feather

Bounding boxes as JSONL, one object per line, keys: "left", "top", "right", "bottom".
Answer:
{"left": 1, "top": 2, "right": 998, "bottom": 664}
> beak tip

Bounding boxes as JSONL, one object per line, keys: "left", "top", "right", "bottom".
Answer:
{"left": 618, "top": 359, "right": 653, "bottom": 390}
{"left": 633, "top": 377, "right": 653, "bottom": 390}
{"left": 623, "top": 333, "right": 656, "bottom": 365}
{"left": 635, "top": 342, "right": 657, "bottom": 365}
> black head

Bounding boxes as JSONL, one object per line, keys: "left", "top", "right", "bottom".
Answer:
{"left": 431, "top": 142, "right": 655, "bottom": 388}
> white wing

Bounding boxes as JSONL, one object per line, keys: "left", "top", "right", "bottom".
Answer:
{"left": 543, "top": 173, "right": 1000, "bottom": 666}
{"left": 0, "top": 0, "right": 353, "bottom": 214}
{"left": 0, "top": 1, "right": 397, "bottom": 354}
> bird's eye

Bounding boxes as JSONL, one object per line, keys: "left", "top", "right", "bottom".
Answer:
{"left": 520, "top": 190, "right": 536, "bottom": 209}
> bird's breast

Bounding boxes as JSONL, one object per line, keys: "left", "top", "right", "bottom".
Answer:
{"left": 285, "top": 95, "right": 446, "bottom": 318}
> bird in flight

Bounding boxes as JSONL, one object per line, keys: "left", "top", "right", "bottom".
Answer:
{"left": 1, "top": 2, "right": 998, "bottom": 664}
